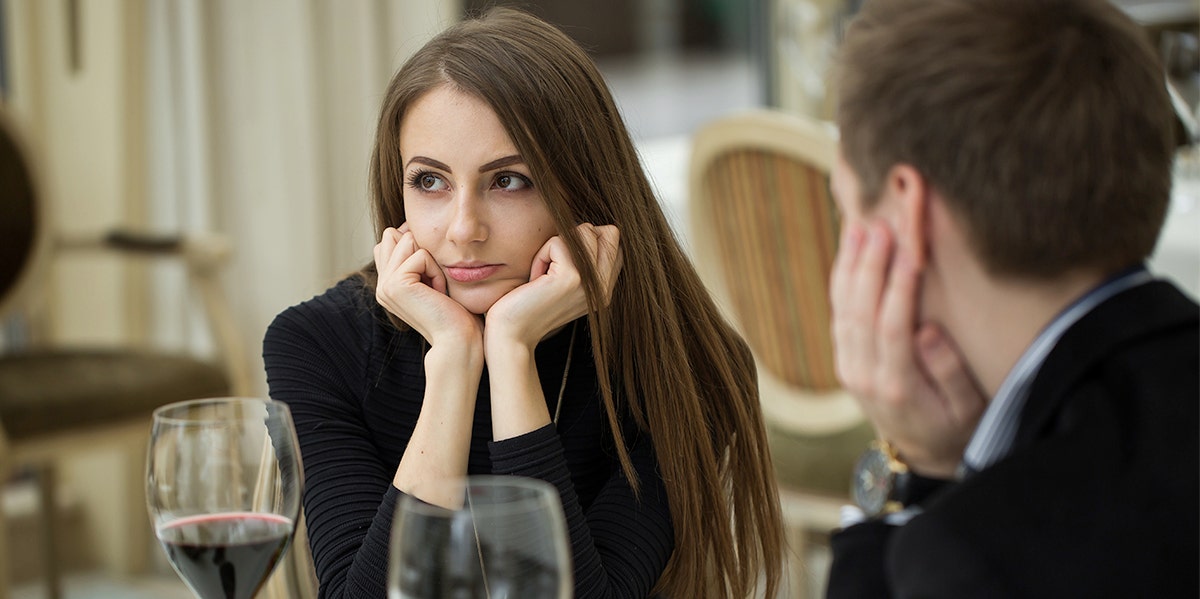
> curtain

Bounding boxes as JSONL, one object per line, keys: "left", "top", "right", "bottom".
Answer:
{"left": 146, "top": 0, "right": 460, "bottom": 398}
{"left": 147, "top": 3, "right": 459, "bottom": 593}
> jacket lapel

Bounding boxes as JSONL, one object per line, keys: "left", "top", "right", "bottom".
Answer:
{"left": 1014, "top": 281, "right": 1199, "bottom": 446}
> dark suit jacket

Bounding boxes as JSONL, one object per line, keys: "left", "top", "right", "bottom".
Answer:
{"left": 827, "top": 280, "right": 1199, "bottom": 598}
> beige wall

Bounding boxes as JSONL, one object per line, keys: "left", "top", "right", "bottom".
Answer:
{"left": 3, "top": 0, "right": 154, "bottom": 578}
{"left": 5, "top": 0, "right": 459, "bottom": 356}
{"left": 5, "top": 0, "right": 148, "bottom": 346}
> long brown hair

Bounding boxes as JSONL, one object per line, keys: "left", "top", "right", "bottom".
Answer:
{"left": 362, "top": 7, "right": 782, "bottom": 598}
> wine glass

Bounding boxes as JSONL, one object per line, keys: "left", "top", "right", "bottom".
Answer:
{"left": 146, "top": 397, "right": 304, "bottom": 599}
{"left": 389, "top": 476, "right": 572, "bottom": 599}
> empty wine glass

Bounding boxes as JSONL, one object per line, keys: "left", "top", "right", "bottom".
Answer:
{"left": 389, "top": 476, "right": 571, "bottom": 599}
{"left": 146, "top": 397, "right": 303, "bottom": 599}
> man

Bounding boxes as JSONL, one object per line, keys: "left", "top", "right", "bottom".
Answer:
{"left": 825, "top": 0, "right": 1199, "bottom": 597}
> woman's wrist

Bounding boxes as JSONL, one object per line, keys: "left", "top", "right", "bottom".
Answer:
{"left": 484, "top": 342, "right": 550, "bottom": 440}
{"left": 482, "top": 314, "right": 545, "bottom": 355}
{"left": 484, "top": 338, "right": 535, "bottom": 378}
{"left": 425, "top": 335, "right": 484, "bottom": 378}
{"left": 483, "top": 324, "right": 540, "bottom": 360}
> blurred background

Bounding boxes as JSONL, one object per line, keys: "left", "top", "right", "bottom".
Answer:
{"left": 0, "top": 0, "right": 1195, "bottom": 597}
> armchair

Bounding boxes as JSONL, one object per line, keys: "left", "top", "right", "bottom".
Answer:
{"left": 0, "top": 112, "right": 247, "bottom": 597}
{"left": 689, "top": 109, "right": 873, "bottom": 597}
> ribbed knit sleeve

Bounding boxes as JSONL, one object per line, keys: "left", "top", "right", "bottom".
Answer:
{"left": 264, "top": 279, "right": 397, "bottom": 598}
{"left": 491, "top": 426, "right": 674, "bottom": 598}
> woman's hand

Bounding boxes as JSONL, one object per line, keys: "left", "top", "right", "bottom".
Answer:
{"left": 830, "top": 221, "right": 987, "bottom": 478}
{"left": 374, "top": 224, "right": 482, "bottom": 348}
{"left": 484, "top": 223, "right": 622, "bottom": 352}
{"left": 377, "top": 224, "right": 485, "bottom": 494}
{"left": 483, "top": 223, "right": 621, "bottom": 441}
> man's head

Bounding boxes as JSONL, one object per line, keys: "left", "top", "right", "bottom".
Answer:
{"left": 835, "top": 0, "right": 1175, "bottom": 279}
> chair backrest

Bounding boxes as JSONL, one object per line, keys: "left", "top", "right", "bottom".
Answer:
{"left": 689, "top": 109, "right": 840, "bottom": 392}
{"left": 0, "top": 112, "right": 46, "bottom": 324}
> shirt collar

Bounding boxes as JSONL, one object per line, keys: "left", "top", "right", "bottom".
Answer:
{"left": 958, "top": 266, "right": 1155, "bottom": 478}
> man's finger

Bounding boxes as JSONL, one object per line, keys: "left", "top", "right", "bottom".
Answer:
{"left": 874, "top": 248, "right": 920, "bottom": 407}
{"left": 830, "top": 223, "right": 866, "bottom": 311}
{"left": 838, "top": 223, "right": 892, "bottom": 389}
{"left": 916, "top": 324, "right": 986, "bottom": 425}
{"left": 830, "top": 223, "right": 869, "bottom": 390}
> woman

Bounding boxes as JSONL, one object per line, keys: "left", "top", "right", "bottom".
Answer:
{"left": 264, "top": 8, "right": 782, "bottom": 598}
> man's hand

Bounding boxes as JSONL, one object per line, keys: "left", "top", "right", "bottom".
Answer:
{"left": 830, "top": 221, "right": 987, "bottom": 477}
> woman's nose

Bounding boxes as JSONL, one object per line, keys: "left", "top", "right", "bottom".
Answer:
{"left": 446, "top": 190, "right": 488, "bottom": 244}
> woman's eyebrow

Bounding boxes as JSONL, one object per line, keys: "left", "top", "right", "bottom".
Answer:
{"left": 405, "top": 156, "right": 452, "bottom": 172}
{"left": 478, "top": 155, "right": 523, "bottom": 172}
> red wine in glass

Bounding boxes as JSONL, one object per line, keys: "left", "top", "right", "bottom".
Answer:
{"left": 157, "top": 512, "right": 293, "bottom": 599}
{"left": 146, "top": 398, "right": 303, "bottom": 599}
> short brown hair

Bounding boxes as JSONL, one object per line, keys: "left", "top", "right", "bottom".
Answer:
{"left": 836, "top": 0, "right": 1175, "bottom": 278}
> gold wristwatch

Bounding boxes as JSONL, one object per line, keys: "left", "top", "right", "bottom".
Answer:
{"left": 851, "top": 440, "right": 910, "bottom": 517}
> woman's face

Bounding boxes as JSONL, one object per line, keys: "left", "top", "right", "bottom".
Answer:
{"left": 399, "top": 85, "right": 558, "bottom": 315}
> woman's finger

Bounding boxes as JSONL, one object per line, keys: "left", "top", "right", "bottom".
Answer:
{"left": 529, "top": 236, "right": 558, "bottom": 280}
{"left": 386, "top": 230, "right": 416, "bottom": 273}
{"left": 375, "top": 227, "right": 401, "bottom": 273}
{"left": 593, "top": 225, "right": 622, "bottom": 303}
{"left": 574, "top": 222, "right": 599, "bottom": 259}
{"left": 399, "top": 248, "right": 447, "bottom": 295}
{"left": 571, "top": 223, "right": 621, "bottom": 305}
{"left": 397, "top": 233, "right": 447, "bottom": 294}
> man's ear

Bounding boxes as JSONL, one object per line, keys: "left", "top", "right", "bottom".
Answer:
{"left": 882, "top": 163, "right": 929, "bottom": 270}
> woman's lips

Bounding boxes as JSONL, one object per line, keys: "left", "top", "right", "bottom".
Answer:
{"left": 444, "top": 264, "right": 502, "bottom": 283}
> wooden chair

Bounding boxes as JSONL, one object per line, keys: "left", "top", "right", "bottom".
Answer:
{"left": 689, "top": 109, "right": 873, "bottom": 598}
{"left": 0, "top": 111, "right": 252, "bottom": 597}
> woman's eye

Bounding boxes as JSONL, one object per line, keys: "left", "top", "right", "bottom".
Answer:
{"left": 494, "top": 173, "right": 532, "bottom": 191}
{"left": 419, "top": 173, "right": 447, "bottom": 191}
{"left": 407, "top": 171, "right": 448, "bottom": 192}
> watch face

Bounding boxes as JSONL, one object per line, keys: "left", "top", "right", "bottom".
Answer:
{"left": 852, "top": 448, "right": 895, "bottom": 517}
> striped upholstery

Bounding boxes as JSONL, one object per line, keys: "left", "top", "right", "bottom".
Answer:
{"left": 690, "top": 114, "right": 871, "bottom": 596}
{"left": 702, "top": 149, "right": 841, "bottom": 391}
